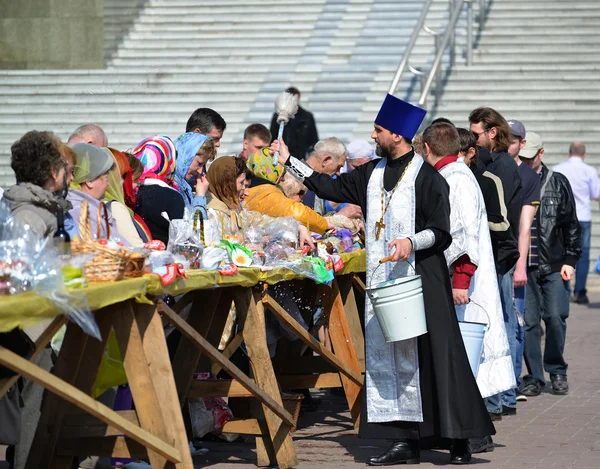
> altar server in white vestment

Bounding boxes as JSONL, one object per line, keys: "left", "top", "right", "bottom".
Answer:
{"left": 422, "top": 123, "right": 516, "bottom": 401}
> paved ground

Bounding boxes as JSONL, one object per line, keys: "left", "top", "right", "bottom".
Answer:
{"left": 194, "top": 294, "right": 600, "bottom": 469}
{"left": 3, "top": 294, "right": 600, "bottom": 468}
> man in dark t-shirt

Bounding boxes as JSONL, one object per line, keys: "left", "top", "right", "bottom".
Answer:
{"left": 507, "top": 120, "right": 541, "bottom": 401}
{"left": 469, "top": 107, "right": 523, "bottom": 453}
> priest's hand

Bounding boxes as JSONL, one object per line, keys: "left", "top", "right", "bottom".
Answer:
{"left": 388, "top": 238, "right": 412, "bottom": 262}
{"left": 298, "top": 224, "right": 315, "bottom": 250}
{"left": 452, "top": 289, "right": 470, "bottom": 305}
{"left": 560, "top": 264, "right": 575, "bottom": 281}
{"left": 338, "top": 204, "right": 363, "bottom": 219}
{"left": 270, "top": 138, "right": 291, "bottom": 166}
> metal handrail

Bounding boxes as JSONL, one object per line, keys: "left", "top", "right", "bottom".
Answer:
{"left": 388, "top": 0, "right": 490, "bottom": 105}
{"left": 418, "top": 0, "right": 467, "bottom": 106}
{"left": 388, "top": 0, "right": 435, "bottom": 95}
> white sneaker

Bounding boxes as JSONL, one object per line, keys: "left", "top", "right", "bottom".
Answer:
{"left": 516, "top": 393, "right": 528, "bottom": 402}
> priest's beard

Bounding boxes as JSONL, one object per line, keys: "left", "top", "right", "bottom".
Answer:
{"left": 375, "top": 142, "right": 394, "bottom": 159}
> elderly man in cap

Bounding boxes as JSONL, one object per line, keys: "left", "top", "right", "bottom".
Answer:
{"left": 505, "top": 120, "right": 542, "bottom": 404}
{"left": 519, "top": 132, "right": 581, "bottom": 398}
{"left": 273, "top": 94, "right": 494, "bottom": 465}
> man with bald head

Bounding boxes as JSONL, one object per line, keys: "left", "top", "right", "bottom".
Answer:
{"left": 67, "top": 123, "right": 108, "bottom": 147}
{"left": 553, "top": 142, "right": 600, "bottom": 304}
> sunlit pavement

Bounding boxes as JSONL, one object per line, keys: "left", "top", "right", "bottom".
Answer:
{"left": 194, "top": 293, "right": 600, "bottom": 468}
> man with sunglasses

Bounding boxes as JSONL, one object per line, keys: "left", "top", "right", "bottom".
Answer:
{"left": 468, "top": 107, "right": 522, "bottom": 454}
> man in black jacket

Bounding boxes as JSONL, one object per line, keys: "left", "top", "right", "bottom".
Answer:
{"left": 270, "top": 87, "right": 319, "bottom": 160}
{"left": 469, "top": 108, "right": 521, "bottom": 451}
{"left": 519, "top": 132, "right": 581, "bottom": 397}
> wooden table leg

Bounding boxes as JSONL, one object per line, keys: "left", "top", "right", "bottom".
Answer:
{"left": 113, "top": 301, "right": 193, "bottom": 469}
{"left": 336, "top": 275, "right": 365, "bottom": 372}
{"left": 320, "top": 280, "right": 363, "bottom": 431}
{"left": 234, "top": 287, "right": 298, "bottom": 469}
{"left": 25, "top": 307, "right": 115, "bottom": 469}
{"left": 171, "top": 290, "right": 231, "bottom": 405}
{"left": 136, "top": 301, "right": 195, "bottom": 469}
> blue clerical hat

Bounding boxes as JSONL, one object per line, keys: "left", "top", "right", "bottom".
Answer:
{"left": 374, "top": 94, "right": 427, "bottom": 139}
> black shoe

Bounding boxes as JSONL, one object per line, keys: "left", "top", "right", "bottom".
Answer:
{"left": 450, "top": 439, "right": 471, "bottom": 464}
{"left": 521, "top": 380, "right": 543, "bottom": 396}
{"left": 6, "top": 445, "right": 14, "bottom": 469}
{"left": 469, "top": 435, "right": 494, "bottom": 454}
{"left": 574, "top": 295, "right": 590, "bottom": 304}
{"left": 368, "top": 441, "right": 420, "bottom": 466}
{"left": 488, "top": 412, "right": 502, "bottom": 421}
{"left": 502, "top": 405, "right": 516, "bottom": 416}
{"left": 550, "top": 374, "right": 569, "bottom": 395}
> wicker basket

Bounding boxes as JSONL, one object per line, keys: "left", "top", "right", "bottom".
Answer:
{"left": 71, "top": 200, "right": 130, "bottom": 282}
{"left": 281, "top": 392, "right": 304, "bottom": 432}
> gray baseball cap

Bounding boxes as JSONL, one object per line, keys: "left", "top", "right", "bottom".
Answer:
{"left": 519, "top": 132, "right": 544, "bottom": 159}
{"left": 70, "top": 143, "right": 115, "bottom": 184}
{"left": 508, "top": 119, "right": 526, "bottom": 139}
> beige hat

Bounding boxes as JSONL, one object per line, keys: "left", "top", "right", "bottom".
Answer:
{"left": 519, "top": 132, "right": 543, "bottom": 159}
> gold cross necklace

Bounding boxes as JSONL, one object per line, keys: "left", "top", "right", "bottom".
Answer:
{"left": 375, "top": 158, "right": 413, "bottom": 241}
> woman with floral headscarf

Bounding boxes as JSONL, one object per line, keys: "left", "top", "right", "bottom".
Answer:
{"left": 173, "top": 132, "right": 216, "bottom": 218}
{"left": 132, "top": 135, "right": 184, "bottom": 244}
{"left": 244, "top": 148, "right": 331, "bottom": 234}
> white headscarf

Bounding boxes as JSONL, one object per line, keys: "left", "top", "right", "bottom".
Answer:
{"left": 342, "top": 140, "right": 376, "bottom": 173}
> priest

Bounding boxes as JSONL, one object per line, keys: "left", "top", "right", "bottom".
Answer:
{"left": 273, "top": 94, "right": 494, "bottom": 465}
{"left": 421, "top": 122, "right": 516, "bottom": 400}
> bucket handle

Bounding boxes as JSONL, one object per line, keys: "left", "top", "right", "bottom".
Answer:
{"left": 463, "top": 298, "right": 492, "bottom": 331}
{"left": 367, "top": 257, "right": 416, "bottom": 301}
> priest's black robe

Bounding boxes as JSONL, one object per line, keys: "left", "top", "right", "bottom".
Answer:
{"left": 293, "top": 150, "right": 495, "bottom": 440}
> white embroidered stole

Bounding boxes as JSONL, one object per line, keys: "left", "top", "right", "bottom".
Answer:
{"left": 364, "top": 155, "right": 424, "bottom": 423}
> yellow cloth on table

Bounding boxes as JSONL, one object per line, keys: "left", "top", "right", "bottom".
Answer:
{"left": 0, "top": 251, "right": 366, "bottom": 333}
{"left": 146, "top": 250, "right": 366, "bottom": 296}
{"left": 0, "top": 277, "right": 149, "bottom": 333}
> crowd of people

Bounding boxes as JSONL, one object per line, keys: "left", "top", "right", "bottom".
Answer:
{"left": 0, "top": 85, "right": 595, "bottom": 467}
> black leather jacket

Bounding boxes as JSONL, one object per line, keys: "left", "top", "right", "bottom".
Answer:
{"left": 534, "top": 164, "right": 581, "bottom": 276}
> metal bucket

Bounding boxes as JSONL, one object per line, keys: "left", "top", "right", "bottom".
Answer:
{"left": 367, "top": 261, "right": 427, "bottom": 343}
{"left": 458, "top": 320, "right": 487, "bottom": 378}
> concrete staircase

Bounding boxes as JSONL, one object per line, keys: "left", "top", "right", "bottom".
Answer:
{"left": 429, "top": 0, "right": 600, "bottom": 283}
{"left": 0, "top": 0, "right": 474, "bottom": 187}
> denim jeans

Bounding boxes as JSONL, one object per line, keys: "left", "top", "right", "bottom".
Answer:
{"left": 574, "top": 221, "right": 591, "bottom": 297}
{"left": 485, "top": 267, "right": 517, "bottom": 413}
{"left": 514, "top": 285, "right": 526, "bottom": 387}
{"left": 523, "top": 269, "right": 569, "bottom": 385}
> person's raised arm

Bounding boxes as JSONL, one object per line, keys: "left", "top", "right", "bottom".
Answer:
{"left": 274, "top": 139, "right": 369, "bottom": 209}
